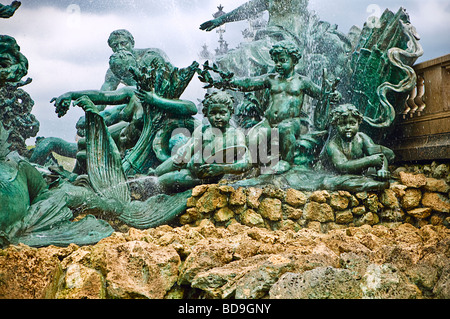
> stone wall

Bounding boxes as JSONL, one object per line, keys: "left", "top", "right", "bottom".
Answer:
{"left": 180, "top": 169, "right": 450, "bottom": 233}
{"left": 1, "top": 219, "right": 450, "bottom": 299}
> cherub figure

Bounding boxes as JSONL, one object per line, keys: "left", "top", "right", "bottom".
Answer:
{"left": 204, "top": 40, "right": 340, "bottom": 171}
{"left": 325, "top": 104, "right": 394, "bottom": 180}
{"left": 154, "top": 91, "right": 251, "bottom": 192}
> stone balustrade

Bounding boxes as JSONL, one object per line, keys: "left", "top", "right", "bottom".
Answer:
{"left": 386, "top": 54, "right": 450, "bottom": 161}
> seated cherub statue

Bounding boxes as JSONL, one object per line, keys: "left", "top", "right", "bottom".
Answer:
{"left": 325, "top": 104, "right": 395, "bottom": 181}
{"left": 154, "top": 91, "right": 252, "bottom": 192}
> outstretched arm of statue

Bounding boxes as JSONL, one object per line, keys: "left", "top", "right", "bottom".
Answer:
{"left": 230, "top": 76, "right": 270, "bottom": 92}
{"left": 200, "top": 0, "right": 268, "bottom": 31}
{"left": 135, "top": 89, "right": 197, "bottom": 117}
{"left": 0, "top": 1, "right": 21, "bottom": 18}
{"left": 51, "top": 86, "right": 136, "bottom": 117}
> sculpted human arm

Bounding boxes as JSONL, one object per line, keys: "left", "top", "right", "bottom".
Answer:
{"left": 327, "top": 141, "right": 385, "bottom": 175}
{"left": 0, "top": 1, "right": 21, "bottom": 18}
{"left": 229, "top": 76, "right": 270, "bottom": 92}
{"left": 302, "top": 77, "right": 323, "bottom": 100}
{"left": 198, "top": 158, "right": 252, "bottom": 178}
{"left": 362, "top": 134, "right": 392, "bottom": 180}
{"left": 200, "top": 0, "right": 269, "bottom": 31}
{"left": 135, "top": 90, "right": 197, "bottom": 117}
{"left": 304, "top": 76, "right": 341, "bottom": 102}
{"left": 51, "top": 86, "right": 135, "bottom": 117}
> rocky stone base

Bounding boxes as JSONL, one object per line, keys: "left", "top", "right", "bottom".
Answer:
{"left": 1, "top": 221, "right": 449, "bottom": 299}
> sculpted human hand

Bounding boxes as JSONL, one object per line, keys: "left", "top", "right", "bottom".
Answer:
{"left": 367, "top": 154, "right": 385, "bottom": 168}
{"left": 330, "top": 91, "right": 342, "bottom": 103}
{"left": 50, "top": 92, "right": 73, "bottom": 118}
{"left": 135, "top": 89, "right": 155, "bottom": 105}
{"left": 377, "top": 169, "right": 390, "bottom": 181}
{"left": 200, "top": 18, "right": 223, "bottom": 31}
{"left": 0, "top": 1, "right": 21, "bottom": 18}
{"left": 73, "top": 96, "right": 99, "bottom": 114}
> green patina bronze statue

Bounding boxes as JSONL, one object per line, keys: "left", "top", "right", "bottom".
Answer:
{"left": 325, "top": 104, "right": 394, "bottom": 180}
{"left": 0, "top": 123, "right": 115, "bottom": 248}
{"left": 0, "top": 0, "right": 426, "bottom": 248}
{"left": 0, "top": 1, "right": 20, "bottom": 19}
{"left": 200, "top": 40, "right": 341, "bottom": 172}
{"left": 52, "top": 56, "right": 199, "bottom": 176}
{"left": 154, "top": 90, "right": 251, "bottom": 192}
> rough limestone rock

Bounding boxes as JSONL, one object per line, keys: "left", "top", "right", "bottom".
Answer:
{"left": 433, "top": 265, "right": 450, "bottom": 298}
{"left": 196, "top": 186, "right": 228, "bottom": 213}
{"left": 402, "top": 188, "right": 422, "bottom": 209}
{"left": 330, "top": 192, "right": 350, "bottom": 210}
{"left": 407, "top": 207, "right": 432, "bottom": 219}
{"left": 240, "top": 209, "right": 265, "bottom": 228}
{"left": 0, "top": 244, "right": 64, "bottom": 299}
{"left": 361, "top": 263, "right": 421, "bottom": 299}
{"left": 1, "top": 222, "right": 450, "bottom": 299}
{"left": 424, "top": 178, "right": 450, "bottom": 193}
{"left": 258, "top": 198, "right": 283, "bottom": 221}
{"left": 304, "top": 202, "right": 334, "bottom": 222}
{"left": 399, "top": 171, "right": 427, "bottom": 188}
{"left": 57, "top": 263, "right": 105, "bottom": 299}
{"left": 285, "top": 188, "right": 307, "bottom": 207}
{"left": 91, "top": 238, "right": 181, "bottom": 299}
{"left": 422, "top": 193, "right": 450, "bottom": 213}
{"left": 269, "top": 267, "right": 362, "bottom": 299}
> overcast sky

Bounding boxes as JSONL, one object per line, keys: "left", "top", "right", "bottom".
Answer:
{"left": 1, "top": 0, "right": 449, "bottom": 144}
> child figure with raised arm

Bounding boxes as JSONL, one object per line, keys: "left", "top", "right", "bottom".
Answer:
{"left": 154, "top": 91, "right": 251, "bottom": 192}
{"left": 213, "top": 40, "right": 340, "bottom": 172}
{"left": 325, "top": 104, "right": 394, "bottom": 181}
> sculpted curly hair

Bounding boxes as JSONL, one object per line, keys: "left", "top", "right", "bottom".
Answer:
{"left": 202, "top": 91, "right": 235, "bottom": 116}
{"left": 108, "top": 29, "right": 135, "bottom": 48}
{"left": 330, "top": 104, "right": 364, "bottom": 126}
{"left": 269, "top": 40, "right": 302, "bottom": 64}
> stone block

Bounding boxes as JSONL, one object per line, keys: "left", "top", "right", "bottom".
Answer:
{"left": 407, "top": 207, "right": 432, "bottom": 219}
{"left": 240, "top": 209, "right": 265, "bottom": 228}
{"left": 285, "top": 188, "right": 307, "bottom": 207}
{"left": 196, "top": 186, "right": 228, "bottom": 213}
{"left": 330, "top": 192, "right": 349, "bottom": 210}
{"left": 335, "top": 209, "right": 354, "bottom": 224}
{"left": 309, "top": 190, "right": 330, "bottom": 203}
{"left": 282, "top": 204, "right": 303, "bottom": 220}
{"left": 258, "top": 198, "right": 283, "bottom": 221}
{"left": 424, "top": 178, "right": 450, "bottom": 193}
{"left": 304, "top": 202, "right": 334, "bottom": 222}
{"left": 229, "top": 187, "right": 246, "bottom": 206}
{"left": 246, "top": 187, "right": 263, "bottom": 209}
{"left": 401, "top": 188, "right": 422, "bottom": 209}
{"left": 422, "top": 192, "right": 450, "bottom": 213}
{"left": 399, "top": 171, "right": 427, "bottom": 188}
{"left": 214, "top": 207, "right": 235, "bottom": 223}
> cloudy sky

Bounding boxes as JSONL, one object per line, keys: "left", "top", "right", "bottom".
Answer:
{"left": 1, "top": 0, "right": 449, "bottom": 144}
